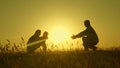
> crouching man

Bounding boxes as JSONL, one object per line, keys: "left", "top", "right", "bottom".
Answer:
{"left": 71, "top": 20, "right": 99, "bottom": 51}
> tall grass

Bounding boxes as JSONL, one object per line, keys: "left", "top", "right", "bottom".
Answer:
{"left": 0, "top": 38, "right": 120, "bottom": 68}
{"left": 0, "top": 37, "right": 26, "bottom": 53}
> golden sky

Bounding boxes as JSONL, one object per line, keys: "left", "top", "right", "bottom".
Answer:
{"left": 0, "top": 0, "right": 120, "bottom": 48}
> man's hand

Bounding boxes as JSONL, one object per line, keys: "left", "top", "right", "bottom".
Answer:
{"left": 71, "top": 35, "right": 76, "bottom": 39}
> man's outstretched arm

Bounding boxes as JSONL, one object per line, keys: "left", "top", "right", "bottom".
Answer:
{"left": 71, "top": 30, "right": 86, "bottom": 39}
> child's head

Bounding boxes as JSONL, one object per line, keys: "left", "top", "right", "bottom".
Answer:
{"left": 43, "top": 31, "right": 48, "bottom": 39}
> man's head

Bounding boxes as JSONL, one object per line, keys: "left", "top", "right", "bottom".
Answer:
{"left": 84, "top": 20, "right": 90, "bottom": 27}
{"left": 35, "top": 29, "right": 41, "bottom": 36}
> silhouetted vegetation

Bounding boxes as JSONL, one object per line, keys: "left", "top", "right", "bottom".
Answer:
{"left": 0, "top": 38, "right": 120, "bottom": 68}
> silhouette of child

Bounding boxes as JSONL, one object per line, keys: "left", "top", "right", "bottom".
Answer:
{"left": 40, "top": 31, "right": 48, "bottom": 52}
{"left": 71, "top": 20, "right": 99, "bottom": 51}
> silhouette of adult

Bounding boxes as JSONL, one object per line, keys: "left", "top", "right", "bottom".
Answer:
{"left": 27, "top": 29, "right": 42, "bottom": 52}
{"left": 71, "top": 20, "right": 99, "bottom": 51}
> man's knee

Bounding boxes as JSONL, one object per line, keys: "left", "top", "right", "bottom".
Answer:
{"left": 82, "top": 37, "right": 87, "bottom": 41}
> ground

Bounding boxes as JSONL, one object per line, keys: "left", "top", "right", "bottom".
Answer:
{"left": 0, "top": 49, "right": 120, "bottom": 68}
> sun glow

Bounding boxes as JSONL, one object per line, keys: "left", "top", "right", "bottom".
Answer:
{"left": 49, "top": 27, "right": 70, "bottom": 44}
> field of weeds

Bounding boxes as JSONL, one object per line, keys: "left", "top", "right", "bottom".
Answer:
{"left": 0, "top": 38, "right": 120, "bottom": 68}
{"left": 0, "top": 49, "right": 120, "bottom": 68}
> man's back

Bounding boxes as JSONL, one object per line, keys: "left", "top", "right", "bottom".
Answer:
{"left": 85, "top": 26, "right": 99, "bottom": 43}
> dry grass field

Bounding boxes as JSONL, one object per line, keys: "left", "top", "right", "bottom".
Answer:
{"left": 0, "top": 39, "right": 120, "bottom": 68}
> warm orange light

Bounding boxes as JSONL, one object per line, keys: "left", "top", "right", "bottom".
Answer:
{"left": 49, "top": 27, "right": 70, "bottom": 44}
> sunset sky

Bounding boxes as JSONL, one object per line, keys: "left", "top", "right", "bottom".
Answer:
{"left": 0, "top": 0, "right": 120, "bottom": 49}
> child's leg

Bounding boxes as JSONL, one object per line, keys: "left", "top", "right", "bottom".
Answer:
{"left": 42, "top": 44, "right": 47, "bottom": 52}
